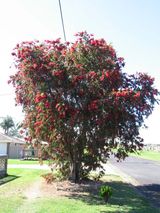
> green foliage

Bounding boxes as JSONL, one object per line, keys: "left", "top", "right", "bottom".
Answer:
{"left": 10, "top": 32, "right": 159, "bottom": 182}
{"left": 99, "top": 185, "right": 113, "bottom": 202}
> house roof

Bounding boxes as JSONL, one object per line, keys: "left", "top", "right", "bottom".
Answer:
{"left": 0, "top": 132, "right": 25, "bottom": 144}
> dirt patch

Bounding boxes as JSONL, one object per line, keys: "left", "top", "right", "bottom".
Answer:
{"left": 23, "top": 178, "right": 103, "bottom": 199}
{"left": 40, "top": 179, "right": 102, "bottom": 197}
{"left": 24, "top": 179, "right": 42, "bottom": 199}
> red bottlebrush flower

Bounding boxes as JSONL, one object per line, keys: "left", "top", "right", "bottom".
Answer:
{"left": 88, "top": 100, "right": 98, "bottom": 111}
{"left": 19, "top": 130, "right": 24, "bottom": 134}
{"left": 59, "top": 112, "right": 65, "bottom": 118}
{"left": 11, "top": 52, "right": 16, "bottom": 56}
{"left": 35, "top": 93, "right": 46, "bottom": 103}
{"left": 55, "top": 38, "right": 60, "bottom": 43}
{"left": 88, "top": 71, "right": 97, "bottom": 79}
{"left": 70, "top": 47, "right": 75, "bottom": 53}
{"left": 49, "top": 62, "right": 56, "bottom": 66}
{"left": 118, "top": 57, "right": 124, "bottom": 63}
{"left": 45, "top": 101, "right": 50, "bottom": 108}
{"left": 73, "top": 75, "right": 85, "bottom": 83}
{"left": 40, "top": 93, "right": 47, "bottom": 99}
{"left": 53, "top": 70, "right": 64, "bottom": 77}
{"left": 34, "top": 121, "right": 43, "bottom": 127}
{"left": 105, "top": 72, "right": 109, "bottom": 78}
{"left": 100, "top": 74, "right": 105, "bottom": 81}
{"left": 153, "top": 89, "right": 158, "bottom": 95}
{"left": 134, "top": 91, "right": 140, "bottom": 98}
{"left": 35, "top": 97, "right": 40, "bottom": 103}
{"left": 62, "top": 49, "right": 66, "bottom": 56}
{"left": 33, "top": 64, "right": 37, "bottom": 69}
{"left": 76, "top": 64, "right": 82, "bottom": 69}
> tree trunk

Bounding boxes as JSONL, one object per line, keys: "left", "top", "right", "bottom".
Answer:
{"left": 71, "top": 161, "right": 80, "bottom": 183}
{"left": 70, "top": 146, "right": 80, "bottom": 183}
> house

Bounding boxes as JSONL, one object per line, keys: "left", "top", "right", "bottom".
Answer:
{"left": 22, "top": 141, "right": 48, "bottom": 159}
{"left": 0, "top": 132, "right": 25, "bottom": 159}
{"left": 0, "top": 132, "right": 48, "bottom": 160}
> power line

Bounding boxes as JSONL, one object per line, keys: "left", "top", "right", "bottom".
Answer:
{"left": 58, "top": 0, "right": 66, "bottom": 41}
{"left": 0, "top": 93, "right": 14, "bottom": 96}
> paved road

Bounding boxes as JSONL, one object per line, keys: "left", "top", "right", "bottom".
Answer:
{"left": 109, "top": 156, "right": 160, "bottom": 208}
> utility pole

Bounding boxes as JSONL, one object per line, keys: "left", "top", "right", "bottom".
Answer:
{"left": 58, "top": 0, "right": 66, "bottom": 41}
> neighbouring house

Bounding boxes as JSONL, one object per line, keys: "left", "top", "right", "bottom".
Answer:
{"left": 143, "top": 144, "right": 160, "bottom": 152}
{"left": 0, "top": 132, "right": 25, "bottom": 159}
{"left": 0, "top": 132, "right": 47, "bottom": 160}
{"left": 23, "top": 141, "right": 48, "bottom": 159}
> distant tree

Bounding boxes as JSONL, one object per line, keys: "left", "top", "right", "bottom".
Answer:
{"left": 9, "top": 122, "right": 22, "bottom": 138}
{"left": 0, "top": 116, "right": 15, "bottom": 135}
{"left": 10, "top": 32, "right": 159, "bottom": 182}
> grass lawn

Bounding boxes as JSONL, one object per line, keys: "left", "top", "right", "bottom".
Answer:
{"left": 8, "top": 159, "right": 48, "bottom": 165}
{"left": 131, "top": 150, "right": 160, "bottom": 161}
{"left": 0, "top": 168, "right": 159, "bottom": 213}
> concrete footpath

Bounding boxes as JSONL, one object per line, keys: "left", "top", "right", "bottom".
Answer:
{"left": 8, "top": 164, "right": 50, "bottom": 170}
{"left": 8, "top": 163, "right": 123, "bottom": 174}
{"left": 8, "top": 163, "right": 138, "bottom": 184}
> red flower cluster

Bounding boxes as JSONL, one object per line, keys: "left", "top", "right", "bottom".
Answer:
{"left": 88, "top": 100, "right": 98, "bottom": 111}
{"left": 35, "top": 93, "right": 47, "bottom": 103}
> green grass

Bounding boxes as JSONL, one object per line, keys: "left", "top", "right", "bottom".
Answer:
{"left": 8, "top": 159, "right": 47, "bottom": 165}
{"left": 0, "top": 168, "right": 159, "bottom": 213}
{"left": 0, "top": 169, "right": 47, "bottom": 213}
{"left": 14, "top": 197, "right": 154, "bottom": 213}
{"left": 0, "top": 169, "right": 46, "bottom": 193}
{"left": 131, "top": 150, "right": 160, "bottom": 161}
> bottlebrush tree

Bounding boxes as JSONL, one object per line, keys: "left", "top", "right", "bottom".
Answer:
{"left": 10, "top": 32, "right": 159, "bottom": 182}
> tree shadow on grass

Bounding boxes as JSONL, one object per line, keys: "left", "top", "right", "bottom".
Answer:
{"left": 0, "top": 175, "right": 20, "bottom": 186}
{"left": 62, "top": 179, "right": 160, "bottom": 213}
{"left": 137, "top": 184, "right": 160, "bottom": 209}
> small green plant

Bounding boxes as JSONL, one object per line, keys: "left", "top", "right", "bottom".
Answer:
{"left": 99, "top": 185, "right": 113, "bottom": 202}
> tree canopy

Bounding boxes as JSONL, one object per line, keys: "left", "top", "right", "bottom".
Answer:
{"left": 0, "top": 116, "right": 22, "bottom": 137}
{"left": 0, "top": 116, "right": 15, "bottom": 135}
{"left": 10, "top": 32, "right": 159, "bottom": 182}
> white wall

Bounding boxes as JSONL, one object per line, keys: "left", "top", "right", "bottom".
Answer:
{"left": 0, "top": 142, "right": 7, "bottom": 155}
{"left": 9, "top": 143, "right": 24, "bottom": 159}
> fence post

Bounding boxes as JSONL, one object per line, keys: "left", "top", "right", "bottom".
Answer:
{"left": 0, "top": 155, "right": 8, "bottom": 177}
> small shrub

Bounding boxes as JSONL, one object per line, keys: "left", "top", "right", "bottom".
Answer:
{"left": 99, "top": 185, "right": 113, "bottom": 202}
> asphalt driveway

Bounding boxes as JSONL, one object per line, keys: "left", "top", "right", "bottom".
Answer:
{"left": 109, "top": 156, "right": 160, "bottom": 208}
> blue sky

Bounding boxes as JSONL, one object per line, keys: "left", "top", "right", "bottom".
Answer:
{"left": 0, "top": 0, "right": 159, "bottom": 143}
